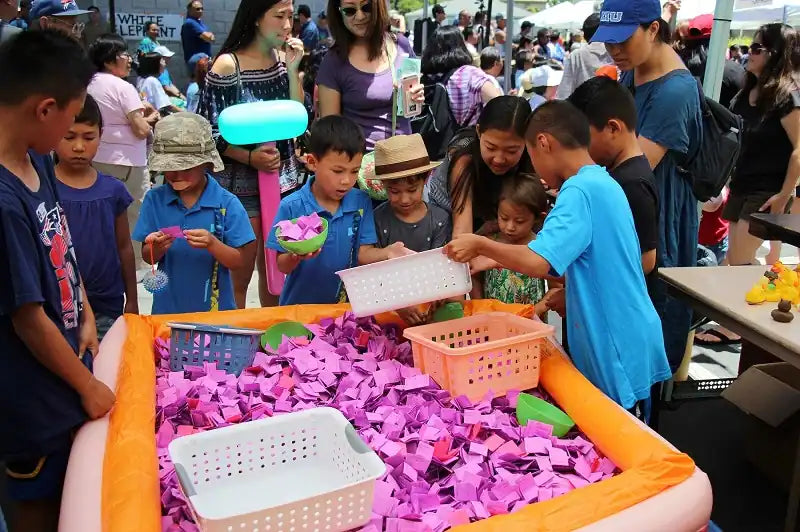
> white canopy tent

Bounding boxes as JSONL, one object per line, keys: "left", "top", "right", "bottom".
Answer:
{"left": 406, "top": 0, "right": 532, "bottom": 29}
{"left": 522, "top": 1, "right": 596, "bottom": 31}
{"left": 730, "top": 0, "right": 800, "bottom": 28}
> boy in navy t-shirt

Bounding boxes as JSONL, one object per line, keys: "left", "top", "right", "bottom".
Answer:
{"left": 445, "top": 101, "right": 670, "bottom": 414}
{"left": 0, "top": 31, "right": 115, "bottom": 529}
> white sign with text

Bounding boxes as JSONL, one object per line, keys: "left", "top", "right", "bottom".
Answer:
{"left": 734, "top": 0, "right": 774, "bottom": 9}
{"left": 115, "top": 13, "right": 183, "bottom": 42}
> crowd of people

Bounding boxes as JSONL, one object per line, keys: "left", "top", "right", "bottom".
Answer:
{"left": 2, "top": 0, "right": 800, "bottom": 529}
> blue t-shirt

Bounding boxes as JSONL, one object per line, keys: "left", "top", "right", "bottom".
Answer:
{"left": 132, "top": 176, "right": 255, "bottom": 314}
{"left": 0, "top": 152, "right": 88, "bottom": 458}
{"left": 57, "top": 172, "right": 133, "bottom": 318}
{"left": 627, "top": 69, "right": 702, "bottom": 369}
{"left": 529, "top": 165, "right": 671, "bottom": 409}
{"left": 181, "top": 17, "right": 211, "bottom": 63}
{"left": 300, "top": 19, "right": 320, "bottom": 51}
{"left": 266, "top": 178, "right": 378, "bottom": 306}
{"left": 159, "top": 68, "right": 173, "bottom": 88}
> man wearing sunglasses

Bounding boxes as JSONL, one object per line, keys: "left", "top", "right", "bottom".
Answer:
{"left": 29, "top": 0, "right": 91, "bottom": 40}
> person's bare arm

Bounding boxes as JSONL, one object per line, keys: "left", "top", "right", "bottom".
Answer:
{"left": 480, "top": 79, "right": 502, "bottom": 103}
{"left": 760, "top": 109, "right": 800, "bottom": 214}
{"left": 357, "top": 242, "right": 413, "bottom": 265}
{"left": 642, "top": 248, "right": 657, "bottom": 275}
{"left": 115, "top": 214, "right": 138, "bottom": 314}
{"left": 318, "top": 85, "right": 342, "bottom": 117}
{"left": 450, "top": 155, "right": 474, "bottom": 236}
{"left": 126, "top": 109, "right": 155, "bottom": 139}
{"left": 446, "top": 234, "right": 552, "bottom": 278}
{"left": 638, "top": 136, "right": 668, "bottom": 170}
{"left": 200, "top": 31, "right": 215, "bottom": 43}
{"left": 183, "top": 230, "right": 255, "bottom": 270}
{"left": 12, "top": 303, "right": 115, "bottom": 419}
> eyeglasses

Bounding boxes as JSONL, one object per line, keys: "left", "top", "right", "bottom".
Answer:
{"left": 750, "top": 42, "right": 770, "bottom": 55}
{"left": 49, "top": 17, "right": 84, "bottom": 37}
{"left": 118, "top": 51, "right": 132, "bottom": 59}
{"left": 339, "top": 1, "right": 372, "bottom": 18}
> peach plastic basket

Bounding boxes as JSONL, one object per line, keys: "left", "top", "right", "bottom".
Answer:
{"left": 403, "top": 312, "right": 554, "bottom": 401}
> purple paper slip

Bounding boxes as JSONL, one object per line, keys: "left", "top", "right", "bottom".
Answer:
{"left": 159, "top": 226, "right": 185, "bottom": 239}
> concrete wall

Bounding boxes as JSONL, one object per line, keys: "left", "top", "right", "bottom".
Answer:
{"left": 81, "top": 0, "right": 327, "bottom": 90}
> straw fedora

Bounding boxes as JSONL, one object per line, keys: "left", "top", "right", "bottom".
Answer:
{"left": 373, "top": 134, "right": 441, "bottom": 180}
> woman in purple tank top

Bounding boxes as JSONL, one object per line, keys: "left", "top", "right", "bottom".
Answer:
{"left": 316, "top": 0, "right": 424, "bottom": 151}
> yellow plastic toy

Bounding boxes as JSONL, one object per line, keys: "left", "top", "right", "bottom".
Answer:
{"left": 765, "top": 284, "right": 782, "bottom": 303}
{"left": 746, "top": 284, "right": 766, "bottom": 304}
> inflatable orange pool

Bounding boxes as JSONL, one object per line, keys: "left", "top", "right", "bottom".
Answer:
{"left": 59, "top": 302, "right": 712, "bottom": 532}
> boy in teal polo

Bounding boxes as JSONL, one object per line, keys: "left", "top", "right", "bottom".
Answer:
{"left": 267, "top": 116, "right": 411, "bottom": 305}
{"left": 132, "top": 113, "right": 256, "bottom": 314}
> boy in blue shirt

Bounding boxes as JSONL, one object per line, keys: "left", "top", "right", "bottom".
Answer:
{"left": 133, "top": 112, "right": 256, "bottom": 314}
{"left": 445, "top": 101, "right": 670, "bottom": 413}
{"left": 267, "top": 116, "right": 411, "bottom": 305}
{"left": 0, "top": 30, "right": 115, "bottom": 530}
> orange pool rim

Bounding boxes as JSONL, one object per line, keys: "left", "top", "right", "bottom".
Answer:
{"left": 102, "top": 302, "right": 695, "bottom": 532}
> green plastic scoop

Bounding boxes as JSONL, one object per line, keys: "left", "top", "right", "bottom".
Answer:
{"left": 516, "top": 392, "right": 575, "bottom": 437}
{"left": 261, "top": 321, "right": 314, "bottom": 350}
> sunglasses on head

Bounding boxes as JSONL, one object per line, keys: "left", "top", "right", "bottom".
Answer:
{"left": 339, "top": 1, "right": 372, "bottom": 18}
{"left": 750, "top": 42, "right": 770, "bottom": 55}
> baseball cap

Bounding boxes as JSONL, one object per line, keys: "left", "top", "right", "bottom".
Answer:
{"left": 31, "top": 0, "right": 92, "bottom": 18}
{"left": 520, "top": 65, "right": 564, "bottom": 98}
{"left": 687, "top": 14, "right": 713, "bottom": 40}
{"left": 591, "top": 0, "right": 661, "bottom": 44}
{"left": 149, "top": 113, "right": 224, "bottom": 173}
{"left": 153, "top": 45, "right": 175, "bottom": 58}
{"left": 318, "top": 10, "right": 325, "bottom": 19}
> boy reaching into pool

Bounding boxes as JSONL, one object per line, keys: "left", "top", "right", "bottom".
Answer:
{"left": 133, "top": 112, "right": 256, "bottom": 314}
{"left": 445, "top": 100, "right": 670, "bottom": 415}
{"left": 0, "top": 31, "right": 115, "bottom": 531}
{"left": 267, "top": 116, "right": 411, "bottom": 306}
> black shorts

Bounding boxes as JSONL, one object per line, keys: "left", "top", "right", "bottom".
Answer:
{"left": 723, "top": 190, "right": 793, "bottom": 222}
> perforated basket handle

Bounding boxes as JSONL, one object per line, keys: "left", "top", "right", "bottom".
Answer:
{"left": 173, "top": 461, "right": 197, "bottom": 497}
{"left": 344, "top": 423, "right": 372, "bottom": 454}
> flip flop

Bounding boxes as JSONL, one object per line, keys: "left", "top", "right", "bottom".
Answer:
{"left": 694, "top": 327, "right": 742, "bottom": 346}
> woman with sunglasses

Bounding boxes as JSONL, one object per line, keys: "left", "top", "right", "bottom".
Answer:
{"left": 198, "top": 0, "right": 305, "bottom": 309}
{"left": 592, "top": 0, "right": 704, "bottom": 369}
{"left": 316, "top": 0, "right": 424, "bottom": 150}
{"left": 723, "top": 24, "right": 800, "bottom": 269}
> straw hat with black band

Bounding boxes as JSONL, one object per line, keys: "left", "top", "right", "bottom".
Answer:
{"left": 373, "top": 134, "right": 441, "bottom": 180}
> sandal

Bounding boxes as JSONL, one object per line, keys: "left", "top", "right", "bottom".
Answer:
{"left": 694, "top": 327, "right": 742, "bottom": 346}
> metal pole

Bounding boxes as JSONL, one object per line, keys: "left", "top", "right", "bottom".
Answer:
{"left": 109, "top": 0, "right": 116, "bottom": 32}
{"left": 504, "top": 0, "right": 513, "bottom": 90}
{"left": 702, "top": 0, "right": 734, "bottom": 101}
{"left": 485, "top": 0, "right": 493, "bottom": 49}
{"left": 422, "top": 0, "right": 429, "bottom": 51}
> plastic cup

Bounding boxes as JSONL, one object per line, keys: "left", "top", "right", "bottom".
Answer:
{"left": 432, "top": 302, "right": 465, "bottom": 322}
{"left": 261, "top": 321, "right": 314, "bottom": 350}
{"left": 275, "top": 218, "right": 329, "bottom": 255}
{"left": 516, "top": 392, "right": 575, "bottom": 437}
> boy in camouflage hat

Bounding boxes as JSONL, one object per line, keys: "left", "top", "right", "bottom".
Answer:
{"left": 132, "top": 112, "right": 256, "bottom": 313}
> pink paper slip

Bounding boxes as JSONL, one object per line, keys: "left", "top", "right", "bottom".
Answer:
{"left": 160, "top": 226, "right": 185, "bottom": 239}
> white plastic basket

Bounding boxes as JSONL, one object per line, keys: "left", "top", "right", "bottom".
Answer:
{"left": 336, "top": 247, "right": 472, "bottom": 317}
{"left": 168, "top": 408, "right": 386, "bottom": 532}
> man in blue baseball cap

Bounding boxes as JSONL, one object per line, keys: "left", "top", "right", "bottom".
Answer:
{"left": 30, "top": 0, "right": 91, "bottom": 40}
{"left": 589, "top": 0, "right": 708, "bottom": 375}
